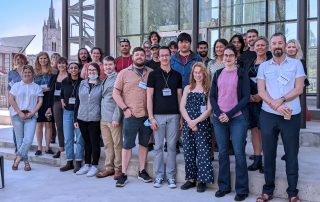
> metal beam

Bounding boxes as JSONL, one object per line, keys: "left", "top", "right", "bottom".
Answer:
{"left": 297, "top": 0, "right": 307, "bottom": 128}
{"left": 94, "top": 0, "right": 110, "bottom": 56}
{"left": 317, "top": 0, "right": 320, "bottom": 108}
{"left": 192, "top": 0, "right": 199, "bottom": 51}
{"left": 62, "top": 0, "right": 68, "bottom": 58}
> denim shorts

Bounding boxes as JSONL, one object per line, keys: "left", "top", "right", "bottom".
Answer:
{"left": 122, "top": 116, "right": 152, "bottom": 149}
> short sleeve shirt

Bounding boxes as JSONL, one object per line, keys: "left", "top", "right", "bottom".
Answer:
{"left": 114, "top": 65, "right": 153, "bottom": 118}
{"left": 9, "top": 81, "right": 43, "bottom": 116}
{"left": 257, "top": 57, "right": 306, "bottom": 115}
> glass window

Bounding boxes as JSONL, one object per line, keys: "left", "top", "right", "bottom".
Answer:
{"left": 116, "top": 36, "right": 142, "bottom": 56}
{"left": 180, "top": 0, "right": 193, "bottom": 30}
{"left": 306, "top": 20, "right": 317, "bottom": 94}
{"left": 268, "top": 22, "right": 297, "bottom": 39}
{"left": 308, "top": 0, "right": 318, "bottom": 18}
{"left": 268, "top": 0, "right": 297, "bottom": 21}
{"left": 143, "top": 0, "right": 178, "bottom": 32}
{"left": 117, "top": 0, "right": 141, "bottom": 35}
{"left": 208, "top": 29, "right": 219, "bottom": 58}
{"left": 199, "top": 0, "right": 219, "bottom": 28}
{"left": 220, "top": 25, "right": 265, "bottom": 41}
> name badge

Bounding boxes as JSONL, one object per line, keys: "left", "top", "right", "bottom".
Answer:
{"left": 138, "top": 81, "right": 147, "bottom": 90}
{"left": 54, "top": 90, "right": 61, "bottom": 96}
{"left": 69, "top": 97, "right": 76, "bottom": 104}
{"left": 250, "top": 77, "right": 257, "bottom": 83}
{"left": 277, "top": 75, "right": 289, "bottom": 85}
{"left": 9, "top": 81, "right": 15, "bottom": 87}
{"left": 162, "top": 88, "right": 172, "bottom": 96}
{"left": 40, "top": 84, "right": 48, "bottom": 89}
{"left": 200, "top": 105, "right": 206, "bottom": 113}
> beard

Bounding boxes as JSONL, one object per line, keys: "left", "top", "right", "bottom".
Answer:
{"left": 134, "top": 60, "right": 144, "bottom": 67}
{"left": 273, "top": 49, "right": 284, "bottom": 57}
{"left": 199, "top": 51, "right": 208, "bottom": 57}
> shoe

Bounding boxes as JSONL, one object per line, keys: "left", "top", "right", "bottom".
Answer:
{"left": 281, "top": 154, "right": 286, "bottom": 161}
{"left": 153, "top": 178, "right": 163, "bottom": 188}
{"left": 76, "top": 164, "right": 90, "bottom": 175}
{"left": 167, "top": 178, "right": 177, "bottom": 189}
{"left": 24, "top": 161, "right": 31, "bottom": 171}
{"left": 96, "top": 169, "right": 115, "bottom": 178}
{"left": 74, "top": 161, "right": 82, "bottom": 173}
{"left": 50, "top": 138, "right": 56, "bottom": 144}
{"left": 197, "top": 182, "right": 206, "bottom": 192}
{"left": 114, "top": 170, "right": 122, "bottom": 180}
{"left": 53, "top": 151, "right": 61, "bottom": 158}
{"left": 138, "top": 169, "right": 152, "bottom": 183}
{"left": 180, "top": 181, "right": 196, "bottom": 190}
{"left": 60, "top": 161, "right": 74, "bottom": 172}
{"left": 45, "top": 149, "right": 54, "bottom": 155}
{"left": 215, "top": 190, "right": 231, "bottom": 198}
{"left": 116, "top": 173, "right": 128, "bottom": 187}
{"left": 87, "top": 166, "right": 98, "bottom": 177}
{"left": 12, "top": 157, "right": 20, "bottom": 170}
{"left": 249, "top": 154, "right": 254, "bottom": 160}
{"left": 35, "top": 150, "right": 42, "bottom": 156}
{"left": 234, "top": 194, "right": 248, "bottom": 201}
{"left": 148, "top": 143, "right": 154, "bottom": 151}
{"left": 248, "top": 155, "right": 263, "bottom": 171}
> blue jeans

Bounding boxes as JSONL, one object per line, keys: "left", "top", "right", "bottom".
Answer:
{"left": 213, "top": 114, "right": 249, "bottom": 194}
{"left": 11, "top": 115, "right": 37, "bottom": 160}
{"left": 63, "top": 110, "right": 84, "bottom": 161}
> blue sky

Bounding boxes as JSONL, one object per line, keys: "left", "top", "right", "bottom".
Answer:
{"left": 0, "top": 0, "right": 62, "bottom": 54}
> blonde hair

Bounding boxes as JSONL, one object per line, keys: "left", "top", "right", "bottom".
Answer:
{"left": 287, "top": 39, "right": 303, "bottom": 60}
{"left": 189, "top": 62, "right": 211, "bottom": 95}
{"left": 35, "top": 52, "right": 52, "bottom": 75}
{"left": 13, "top": 53, "right": 28, "bottom": 68}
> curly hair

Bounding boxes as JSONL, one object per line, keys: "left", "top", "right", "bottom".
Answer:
{"left": 189, "top": 62, "right": 211, "bottom": 95}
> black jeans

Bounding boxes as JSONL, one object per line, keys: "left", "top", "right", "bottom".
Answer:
{"left": 78, "top": 119, "right": 101, "bottom": 165}
{"left": 260, "top": 110, "right": 300, "bottom": 197}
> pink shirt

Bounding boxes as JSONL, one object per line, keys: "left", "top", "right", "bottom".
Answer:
{"left": 217, "top": 68, "right": 242, "bottom": 117}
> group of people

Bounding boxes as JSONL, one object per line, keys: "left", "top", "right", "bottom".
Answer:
{"left": 7, "top": 29, "right": 307, "bottom": 202}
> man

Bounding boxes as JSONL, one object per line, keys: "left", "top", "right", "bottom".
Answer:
{"left": 97, "top": 56, "right": 122, "bottom": 180}
{"left": 256, "top": 32, "right": 305, "bottom": 202}
{"left": 147, "top": 46, "right": 182, "bottom": 189}
{"left": 113, "top": 47, "right": 153, "bottom": 187}
{"left": 145, "top": 44, "right": 161, "bottom": 70}
{"left": 142, "top": 41, "right": 152, "bottom": 61}
{"left": 170, "top": 32, "right": 202, "bottom": 89}
{"left": 115, "top": 39, "right": 133, "bottom": 72}
{"left": 246, "top": 29, "right": 259, "bottom": 52}
{"left": 197, "top": 41, "right": 212, "bottom": 67}
{"left": 77, "top": 48, "right": 92, "bottom": 70}
{"left": 168, "top": 41, "right": 178, "bottom": 55}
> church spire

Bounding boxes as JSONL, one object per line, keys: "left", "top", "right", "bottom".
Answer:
{"left": 47, "top": 0, "right": 56, "bottom": 29}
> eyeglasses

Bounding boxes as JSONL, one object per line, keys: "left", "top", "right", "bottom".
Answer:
{"left": 88, "top": 69, "right": 97, "bottom": 72}
{"left": 223, "top": 54, "right": 235, "bottom": 58}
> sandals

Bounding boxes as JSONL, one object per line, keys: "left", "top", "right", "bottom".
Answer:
{"left": 288, "top": 196, "right": 300, "bottom": 202}
{"left": 24, "top": 161, "right": 31, "bottom": 171}
{"left": 12, "top": 157, "right": 20, "bottom": 170}
{"left": 256, "top": 193, "right": 273, "bottom": 202}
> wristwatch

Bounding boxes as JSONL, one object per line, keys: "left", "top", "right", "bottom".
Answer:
{"left": 281, "top": 96, "right": 286, "bottom": 102}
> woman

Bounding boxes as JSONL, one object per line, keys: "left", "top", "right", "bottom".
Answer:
{"left": 49, "top": 57, "right": 68, "bottom": 158}
{"left": 245, "top": 37, "right": 272, "bottom": 172}
{"left": 210, "top": 45, "right": 250, "bottom": 201}
{"left": 80, "top": 47, "right": 105, "bottom": 80}
{"left": 180, "top": 62, "right": 214, "bottom": 193}
{"left": 207, "top": 39, "right": 228, "bottom": 81}
{"left": 148, "top": 31, "right": 161, "bottom": 45}
{"left": 74, "top": 63, "right": 103, "bottom": 177}
{"left": 33, "top": 52, "right": 54, "bottom": 156}
{"left": 9, "top": 65, "right": 43, "bottom": 171}
{"left": 50, "top": 52, "right": 61, "bottom": 75}
{"left": 59, "top": 62, "right": 84, "bottom": 172}
{"left": 229, "top": 34, "right": 245, "bottom": 59}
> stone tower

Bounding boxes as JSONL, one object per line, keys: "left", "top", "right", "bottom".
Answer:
{"left": 42, "top": 0, "right": 61, "bottom": 53}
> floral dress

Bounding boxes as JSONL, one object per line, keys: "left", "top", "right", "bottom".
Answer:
{"left": 182, "top": 91, "right": 214, "bottom": 183}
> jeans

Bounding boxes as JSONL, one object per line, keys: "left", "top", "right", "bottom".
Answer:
{"left": 260, "top": 110, "right": 300, "bottom": 197}
{"left": 11, "top": 115, "right": 37, "bottom": 160}
{"left": 213, "top": 114, "right": 249, "bottom": 194}
{"left": 63, "top": 110, "right": 84, "bottom": 161}
{"left": 153, "top": 114, "right": 179, "bottom": 179}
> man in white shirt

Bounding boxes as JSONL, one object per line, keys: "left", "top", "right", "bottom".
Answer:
{"left": 256, "top": 32, "right": 305, "bottom": 202}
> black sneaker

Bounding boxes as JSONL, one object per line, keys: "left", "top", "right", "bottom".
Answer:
{"left": 116, "top": 173, "right": 127, "bottom": 187}
{"left": 180, "top": 180, "right": 196, "bottom": 190}
{"left": 45, "top": 149, "right": 54, "bottom": 155}
{"left": 35, "top": 150, "right": 42, "bottom": 156}
{"left": 53, "top": 151, "right": 61, "bottom": 158}
{"left": 197, "top": 182, "right": 206, "bottom": 192}
{"left": 234, "top": 194, "right": 248, "bottom": 201}
{"left": 215, "top": 190, "right": 231, "bottom": 198}
{"left": 138, "top": 169, "right": 152, "bottom": 183}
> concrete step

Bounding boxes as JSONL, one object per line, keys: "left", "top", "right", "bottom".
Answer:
{"left": 1, "top": 140, "right": 319, "bottom": 202}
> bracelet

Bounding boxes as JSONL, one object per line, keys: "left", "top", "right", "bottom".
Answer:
{"left": 122, "top": 107, "right": 129, "bottom": 111}
{"left": 281, "top": 96, "right": 286, "bottom": 102}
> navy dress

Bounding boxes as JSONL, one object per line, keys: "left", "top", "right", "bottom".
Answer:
{"left": 182, "top": 92, "right": 214, "bottom": 183}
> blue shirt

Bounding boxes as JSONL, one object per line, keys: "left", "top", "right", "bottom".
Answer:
{"left": 7, "top": 69, "right": 21, "bottom": 90}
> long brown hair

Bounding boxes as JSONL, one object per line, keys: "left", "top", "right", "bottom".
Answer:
{"left": 189, "top": 62, "right": 210, "bottom": 95}
{"left": 34, "top": 51, "right": 52, "bottom": 75}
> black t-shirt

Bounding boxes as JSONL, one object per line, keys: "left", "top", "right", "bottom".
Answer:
{"left": 147, "top": 68, "right": 182, "bottom": 115}
{"left": 60, "top": 77, "right": 83, "bottom": 111}
{"left": 145, "top": 59, "right": 161, "bottom": 70}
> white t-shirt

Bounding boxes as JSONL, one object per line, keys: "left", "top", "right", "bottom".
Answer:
{"left": 9, "top": 81, "right": 44, "bottom": 116}
{"left": 257, "top": 56, "right": 306, "bottom": 115}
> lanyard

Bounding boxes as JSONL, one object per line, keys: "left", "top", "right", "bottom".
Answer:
{"left": 132, "top": 66, "right": 145, "bottom": 81}
{"left": 161, "top": 71, "right": 170, "bottom": 88}
{"left": 70, "top": 79, "right": 78, "bottom": 97}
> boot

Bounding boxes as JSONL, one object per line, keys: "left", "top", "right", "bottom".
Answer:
{"left": 74, "top": 161, "right": 82, "bottom": 173}
{"left": 248, "top": 155, "right": 262, "bottom": 171}
{"left": 60, "top": 161, "right": 74, "bottom": 172}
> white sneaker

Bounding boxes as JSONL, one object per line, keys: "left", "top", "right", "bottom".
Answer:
{"left": 153, "top": 178, "right": 163, "bottom": 188}
{"left": 168, "top": 178, "right": 177, "bottom": 189}
{"left": 86, "top": 166, "right": 98, "bottom": 177}
{"left": 76, "top": 164, "right": 90, "bottom": 175}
